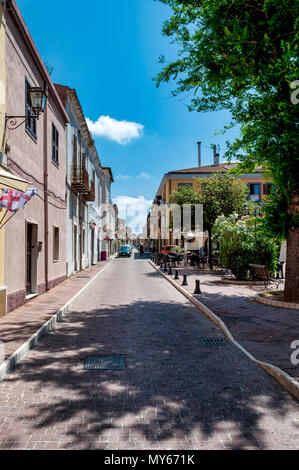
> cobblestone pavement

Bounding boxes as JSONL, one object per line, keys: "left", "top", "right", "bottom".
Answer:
{"left": 0, "top": 261, "right": 110, "bottom": 362}
{"left": 156, "top": 264, "right": 299, "bottom": 381}
{"left": 0, "top": 255, "right": 298, "bottom": 450}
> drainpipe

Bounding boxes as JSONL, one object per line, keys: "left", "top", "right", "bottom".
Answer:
{"left": 43, "top": 83, "right": 49, "bottom": 290}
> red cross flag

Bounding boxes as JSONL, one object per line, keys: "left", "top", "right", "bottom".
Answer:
{"left": 0, "top": 188, "right": 38, "bottom": 212}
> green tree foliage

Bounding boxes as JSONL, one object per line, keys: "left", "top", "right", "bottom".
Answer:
{"left": 171, "top": 174, "right": 248, "bottom": 268}
{"left": 170, "top": 184, "right": 200, "bottom": 206}
{"left": 213, "top": 213, "right": 278, "bottom": 280}
{"left": 156, "top": 0, "right": 299, "bottom": 300}
{"left": 196, "top": 174, "right": 248, "bottom": 232}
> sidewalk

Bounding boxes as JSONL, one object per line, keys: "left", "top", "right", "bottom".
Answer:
{"left": 0, "top": 260, "right": 110, "bottom": 364}
{"left": 155, "top": 265, "right": 299, "bottom": 382}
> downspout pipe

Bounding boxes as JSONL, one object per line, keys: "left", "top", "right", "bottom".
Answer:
{"left": 43, "top": 83, "right": 49, "bottom": 290}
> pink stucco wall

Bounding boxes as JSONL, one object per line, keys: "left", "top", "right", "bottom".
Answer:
{"left": 5, "top": 11, "right": 67, "bottom": 312}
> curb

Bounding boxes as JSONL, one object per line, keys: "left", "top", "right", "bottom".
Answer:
{"left": 0, "top": 261, "right": 112, "bottom": 381}
{"left": 148, "top": 260, "right": 299, "bottom": 401}
{"left": 256, "top": 292, "right": 299, "bottom": 310}
{"left": 220, "top": 278, "right": 265, "bottom": 285}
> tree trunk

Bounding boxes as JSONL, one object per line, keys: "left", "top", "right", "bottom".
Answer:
{"left": 208, "top": 228, "right": 213, "bottom": 270}
{"left": 284, "top": 227, "right": 299, "bottom": 302}
{"left": 284, "top": 192, "right": 299, "bottom": 303}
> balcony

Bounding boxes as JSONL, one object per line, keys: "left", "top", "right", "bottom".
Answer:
{"left": 71, "top": 165, "right": 89, "bottom": 193}
{"left": 83, "top": 180, "right": 95, "bottom": 202}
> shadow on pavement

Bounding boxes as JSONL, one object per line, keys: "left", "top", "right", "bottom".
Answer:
{"left": 0, "top": 297, "right": 297, "bottom": 450}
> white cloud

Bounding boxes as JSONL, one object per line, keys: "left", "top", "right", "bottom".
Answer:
{"left": 115, "top": 175, "right": 131, "bottom": 181}
{"left": 86, "top": 115, "right": 144, "bottom": 145}
{"left": 137, "top": 172, "right": 151, "bottom": 178}
{"left": 113, "top": 195, "right": 152, "bottom": 235}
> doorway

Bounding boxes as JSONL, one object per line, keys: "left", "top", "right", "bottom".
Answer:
{"left": 74, "top": 225, "right": 77, "bottom": 272}
{"left": 91, "top": 228, "right": 94, "bottom": 265}
{"left": 26, "top": 223, "right": 37, "bottom": 296}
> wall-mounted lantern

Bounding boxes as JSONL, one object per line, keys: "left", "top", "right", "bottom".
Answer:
{"left": 5, "top": 87, "right": 47, "bottom": 131}
{"left": 28, "top": 87, "right": 47, "bottom": 116}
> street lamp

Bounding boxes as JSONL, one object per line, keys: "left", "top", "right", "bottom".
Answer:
{"left": 5, "top": 86, "right": 48, "bottom": 131}
{"left": 28, "top": 87, "right": 47, "bottom": 116}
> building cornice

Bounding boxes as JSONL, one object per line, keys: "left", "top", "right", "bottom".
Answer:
{"left": 7, "top": 0, "right": 69, "bottom": 124}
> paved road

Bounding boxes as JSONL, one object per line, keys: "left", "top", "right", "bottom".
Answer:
{"left": 0, "top": 255, "right": 298, "bottom": 450}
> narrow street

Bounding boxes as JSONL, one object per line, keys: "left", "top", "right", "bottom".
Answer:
{"left": 0, "top": 254, "right": 298, "bottom": 450}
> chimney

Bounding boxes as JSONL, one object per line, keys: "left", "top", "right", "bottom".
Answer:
{"left": 213, "top": 145, "right": 219, "bottom": 166}
{"left": 197, "top": 141, "right": 201, "bottom": 167}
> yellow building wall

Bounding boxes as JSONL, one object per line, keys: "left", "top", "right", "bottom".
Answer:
{"left": 162, "top": 175, "right": 272, "bottom": 204}
{"left": 0, "top": 2, "right": 6, "bottom": 317}
{"left": 158, "top": 173, "right": 272, "bottom": 249}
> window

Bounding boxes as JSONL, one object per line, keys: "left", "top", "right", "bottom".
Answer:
{"left": 52, "top": 123, "right": 59, "bottom": 165}
{"left": 72, "top": 134, "right": 77, "bottom": 166}
{"left": 25, "top": 79, "right": 37, "bottom": 139}
{"left": 53, "top": 227, "right": 59, "bottom": 261}
{"left": 82, "top": 150, "right": 86, "bottom": 169}
{"left": 248, "top": 183, "right": 261, "bottom": 202}
{"left": 98, "top": 183, "right": 101, "bottom": 207}
{"left": 82, "top": 229, "right": 85, "bottom": 253}
{"left": 178, "top": 183, "right": 193, "bottom": 188}
{"left": 263, "top": 183, "right": 275, "bottom": 195}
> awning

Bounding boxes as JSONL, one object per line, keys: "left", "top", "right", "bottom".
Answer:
{"left": 0, "top": 169, "right": 31, "bottom": 192}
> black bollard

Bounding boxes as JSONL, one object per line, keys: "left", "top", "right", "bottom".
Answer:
{"left": 182, "top": 273, "right": 188, "bottom": 286}
{"left": 174, "top": 270, "right": 179, "bottom": 280}
{"left": 194, "top": 279, "right": 202, "bottom": 295}
{"left": 168, "top": 266, "right": 173, "bottom": 275}
{"left": 160, "top": 261, "right": 163, "bottom": 269}
{"left": 164, "top": 262, "right": 168, "bottom": 272}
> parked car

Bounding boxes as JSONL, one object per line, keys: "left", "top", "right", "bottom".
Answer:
{"left": 119, "top": 245, "right": 131, "bottom": 257}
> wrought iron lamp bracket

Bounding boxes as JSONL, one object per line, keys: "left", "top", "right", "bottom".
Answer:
{"left": 5, "top": 114, "right": 39, "bottom": 131}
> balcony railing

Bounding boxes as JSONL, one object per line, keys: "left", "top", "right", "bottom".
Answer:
{"left": 71, "top": 164, "right": 89, "bottom": 193}
{"left": 83, "top": 180, "right": 95, "bottom": 202}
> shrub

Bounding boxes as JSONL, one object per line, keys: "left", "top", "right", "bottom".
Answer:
{"left": 213, "top": 213, "right": 277, "bottom": 280}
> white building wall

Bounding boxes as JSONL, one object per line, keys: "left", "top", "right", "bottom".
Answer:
{"left": 65, "top": 102, "right": 89, "bottom": 276}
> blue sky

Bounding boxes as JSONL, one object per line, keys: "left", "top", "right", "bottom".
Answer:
{"left": 17, "top": 0, "right": 240, "bottom": 233}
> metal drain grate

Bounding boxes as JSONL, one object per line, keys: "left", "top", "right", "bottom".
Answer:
{"left": 84, "top": 355, "right": 125, "bottom": 370}
{"left": 200, "top": 337, "right": 228, "bottom": 347}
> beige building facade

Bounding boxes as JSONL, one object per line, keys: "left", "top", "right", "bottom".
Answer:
{"left": 3, "top": 0, "right": 68, "bottom": 312}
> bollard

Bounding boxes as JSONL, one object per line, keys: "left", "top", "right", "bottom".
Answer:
{"left": 168, "top": 266, "right": 173, "bottom": 275}
{"left": 160, "top": 261, "right": 163, "bottom": 269}
{"left": 164, "top": 262, "right": 168, "bottom": 272}
{"left": 174, "top": 270, "right": 179, "bottom": 280}
{"left": 182, "top": 273, "right": 188, "bottom": 286}
{"left": 194, "top": 279, "right": 202, "bottom": 295}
